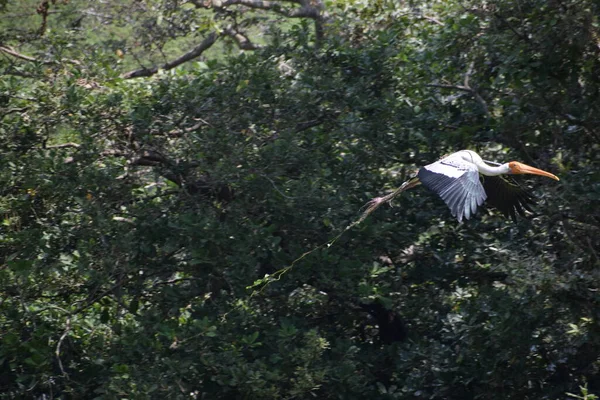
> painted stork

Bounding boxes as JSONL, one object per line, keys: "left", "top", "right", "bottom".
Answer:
{"left": 361, "top": 150, "right": 559, "bottom": 224}
{"left": 416, "top": 150, "right": 559, "bottom": 221}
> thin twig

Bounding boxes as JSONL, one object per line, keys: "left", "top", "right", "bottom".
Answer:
{"left": 1, "top": 107, "right": 29, "bottom": 117}
{"left": 426, "top": 61, "right": 490, "bottom": 118}
{"left": 0, "top": 45, "right": 81, "bottom": 65}
{"left": 262, "top": 174, "right": 297, "bottom": 199}
{"left": 168, "top": 119, "right": 211, "bottom": 136}
{"left": 0, "top": 46, "right": 38, "bottom": 62}
{"left": 212, "top": 0, "right": 322, "bottom": 19}
{"left": 45, "top": 142, "right": 81, "bottom": 149}
{"left": 422, "top": 15, "right": 444, "bottom": 26}
{"left": 425, "top": 83, "right": 471, "bottom": 92}
{"left": 294, "top": 118, "right": 325, "bottom": 133}
{"left": 464, "top": 61, "right": 474, "bottom": 88}
{"left": 56, "top": 317, "right": 71, "bottom": 378}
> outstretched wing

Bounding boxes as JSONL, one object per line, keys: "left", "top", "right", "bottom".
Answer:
{"left": 482, "top": 176, "right": 535, "bottom": 221}
{"left": 418, "top": 155, "right": 487, "bottom": 222}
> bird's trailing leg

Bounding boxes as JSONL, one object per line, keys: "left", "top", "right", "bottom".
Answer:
{"left": 247, "top": 177, "right": 421, "bottom": 295}
{"left": 351, "top": 177, "right": 421, "bottom": 229}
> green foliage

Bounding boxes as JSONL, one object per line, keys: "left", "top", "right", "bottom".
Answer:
{"left": 1, "top": 0, "right": 599, "bottom": 398}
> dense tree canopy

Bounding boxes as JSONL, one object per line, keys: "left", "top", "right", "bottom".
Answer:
{"left": 1, "top": 0, "right": 598, "bottom": 398}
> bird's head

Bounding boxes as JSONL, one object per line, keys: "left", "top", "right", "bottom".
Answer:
{"left": 507, "top": 161, "right": 560, "bottom": 180}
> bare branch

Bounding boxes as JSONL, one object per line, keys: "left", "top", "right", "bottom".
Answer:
{"left": 168, "top": 118, "right": 212, "bottom": 137}
{"left": 0, "top": 45, "right": 81, "bottom": 65}
{"left": 294, "top": 118, "right": 325, "bottom": 133}
{"left": 0, "top": 46, "right": 39, "bottom": 63}
{"left": 464, "top": 61, "right": 474, "bottom": 88}
{"left": 79, "top": 10, "right": 114, "bottom": 20}
{"left": 194, "top": 0, "right": 323, "bottom": 19}
{"left": 130, "top": 152, "right": 170, "bottom": 166}
{"left": 190, "top": 0, "right": 327, "bottom": 49}
{"left": 425, "top": 83, "right": 471, "bottom": 92}
{"left": 421, "top": 15, "right": 444, "bottom": 26}
{"left": 1, "top": 107, "right": 29, "bottom": 117}
{"left": 45, "top": 142, "right": 81, "bottom": 149}
{"left": 426, "top": 62, "right": 490, "bottom": 117}
{"left": 151, "top": 277, "right": 203, "bottom": 288}
{"left": 223, "top": 26, "right": 263, "bottom": 50}
{"left": 471, "top": 91, "right": 490, "bottom": 116}
{"left": 121, "top": 32, "right": 218, "bottom": 79}
{"left": 261, "top": 174, "right": 297, "bottom": 199}
{"left": 55, "top": 317, "right": 71, "bottom": 378}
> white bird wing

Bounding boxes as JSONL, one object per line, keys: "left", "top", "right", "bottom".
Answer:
{"left": 417, "top": 154, "right": 487, "bottom": 222}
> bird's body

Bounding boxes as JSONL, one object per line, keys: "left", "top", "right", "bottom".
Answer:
{"left": 417, "top": 150, "right": 559, "bottom": 221}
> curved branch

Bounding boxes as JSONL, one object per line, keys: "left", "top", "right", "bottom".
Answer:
{"left": 426, "top": 63, "right": 491, "bottom": 118}
{"left": 0, "top": 46, "right": 39, "bottom": 62}
{"left": 421, "top": 15, "right": 444, "bottom": 26}
{"left": 121, "top": 32, "right": 218, "bottom": 79}
{"left": 223, "top": 27, "right": 263, "bottom": 50}
{"left": 220, "top": 0, "right": 322, "bottom": 18}
{"left": 192, "top": 0, "right": 324, "bottom": 19}
{"left": 0, "top": 45, "right": 81, "bottom": 65}
{"left": 55, "top": 317, "right": 72, "bottom": 378}
{"left": 45, "top": 142, "right": 81, "bottom": 149}
{"left": 122, "top": 0, "right": 328, "bottom": 79}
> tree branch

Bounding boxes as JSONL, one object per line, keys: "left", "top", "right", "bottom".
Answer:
{"left": 463, "top": 61, "right": 490, "bottom": 116}
{"left": 168, "top": 118, "right": 212, "bottom": 137}
{"left": 294, "top": 118, "right": 325, "bottom": 133}
{"left": 464, "top": 61, "right": 474, "bottom": 88}
{"left": 223, "top": 26, "right": 263, "bottom": 50}
{"left": 1, "top": 107, "right": 29, "bottom": 118}
{"left": 227, "top": 0, "right": 320, "bottom": 18}
{"left": 45, "top": 142, "right": 81, "bottom": 149}
{"left": 55, "top": 317, "right": 71, "bottom": 379}
{"left": 421, "top": 15, "right": 444, "bottom": 26}
{"left": 0, "top": 46, "right": 38, "bottom": 62}
{"left": 426, "top": 62, "right": 490, "bottom": 117}
{"left": 121, "top": 32, "right": 218, "bottom": 79}
{"left": 0, "top": 45, "right": 81, "bottom": 65}
{"left": 425, "top": 83, "right": 472, "bottom": 92}
{"left": 193, "top": 0, "right": 323, "bottom": 19}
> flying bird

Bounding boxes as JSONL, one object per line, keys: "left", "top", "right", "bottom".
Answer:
{"left": 417, "top": 150, "right": 559, "bottom": 221}
{"left": 361, "top": 150, "right": 559, "bottom": 224}
{"left": 267, "top": 150, "right": 560, "bottom": 289}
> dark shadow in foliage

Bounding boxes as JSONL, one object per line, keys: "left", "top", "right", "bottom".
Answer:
{"left": 359, "top": 300, "right": 408, "bottom": 344}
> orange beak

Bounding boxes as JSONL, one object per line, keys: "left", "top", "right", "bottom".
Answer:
{"left": 509, "top": 162, "right": 560, "bottom": 181}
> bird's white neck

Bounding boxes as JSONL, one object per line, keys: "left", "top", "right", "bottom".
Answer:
{"left": 457, "top": 150, "right": 510, "bottom": 176}
{"left": 477, "top": 162, "right": 510, "bottom": 176}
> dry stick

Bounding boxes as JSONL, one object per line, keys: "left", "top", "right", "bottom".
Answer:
{"left": 249, "top": 178, "right": 421, "bottom": 294}
{"left": 56, "top": 317, "right": 72, "bottom": 378}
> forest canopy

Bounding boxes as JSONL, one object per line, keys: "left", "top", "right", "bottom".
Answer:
{"left": 1, "top": 0, "right": 599, "bottom": 398}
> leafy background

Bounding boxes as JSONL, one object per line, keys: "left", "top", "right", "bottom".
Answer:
{"left": 0, "top": 0, "right": 598, "bottom": 398}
